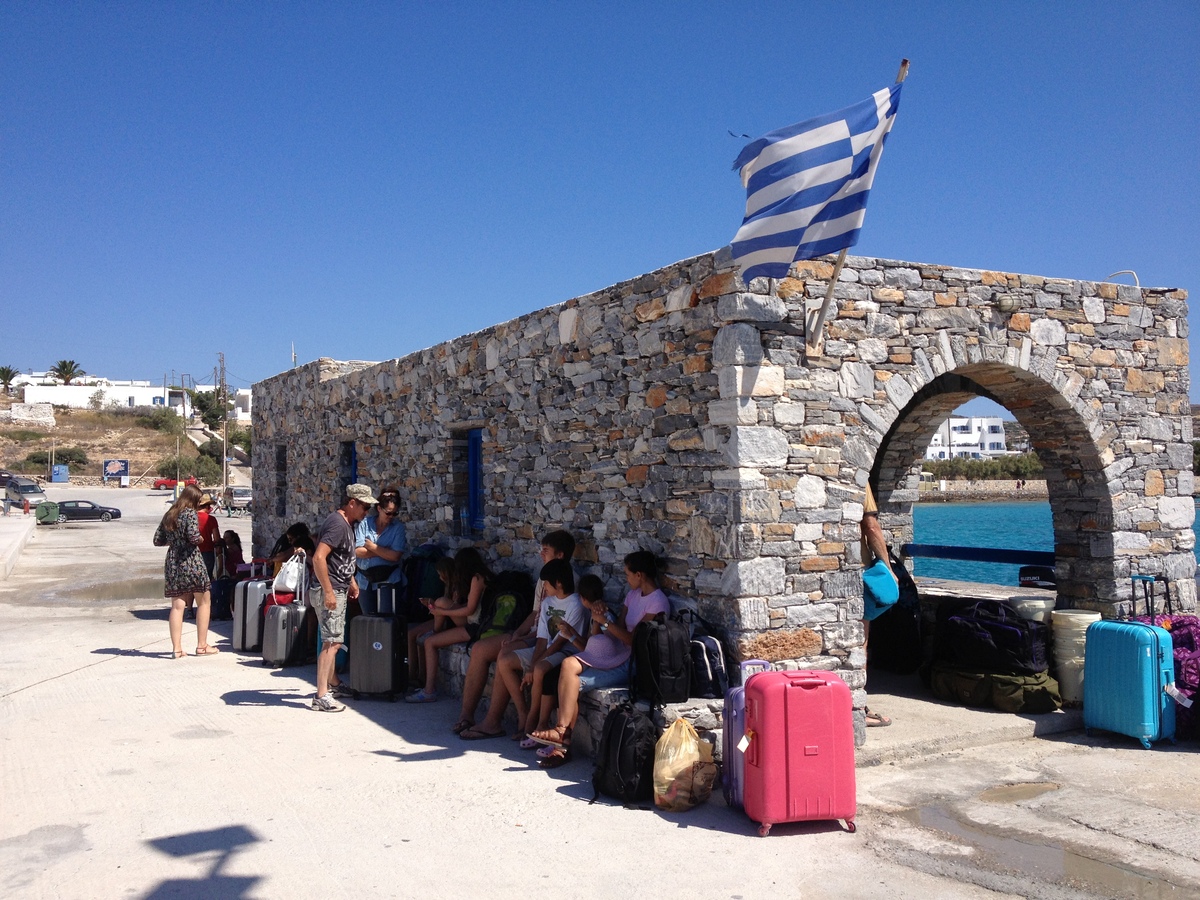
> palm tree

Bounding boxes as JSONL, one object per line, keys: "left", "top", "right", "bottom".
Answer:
{"left": 48, "top": 360, "right": 86, "bottom": 385}
{"left": 0, "top": 365, "right": 17, "bottom": 393}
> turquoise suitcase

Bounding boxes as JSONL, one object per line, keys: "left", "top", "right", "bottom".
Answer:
{"left": 1083, "top": 620, "right": 1175, "bottom": 748}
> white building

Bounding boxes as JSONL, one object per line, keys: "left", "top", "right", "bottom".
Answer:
{"left": 926, "top": 415, "right": 1011, "bottom": 460}
{"left": 17, "top": 376, "right": 252, "bottom": 422}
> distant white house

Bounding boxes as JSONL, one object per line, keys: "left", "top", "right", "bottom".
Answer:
{"left": 926, "top": 415, "right": 1012, "bottom": 460}
{"left": 17, "top": 374, "right": 252, "bottom": 422}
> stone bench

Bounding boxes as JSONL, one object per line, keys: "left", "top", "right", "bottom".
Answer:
{"left": 437, "top": 643, "right": 726, "bottom": 760}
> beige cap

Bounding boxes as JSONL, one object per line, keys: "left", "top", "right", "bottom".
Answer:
{"left": 346, "top": 483, "right": 378, "bottom": 506}
{"left": 198, "top": 493, "right": 214, "bottom": 508}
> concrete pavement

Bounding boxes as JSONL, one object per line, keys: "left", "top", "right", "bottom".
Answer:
{"left": 1, "top": 488, "right": 1197, "bottom": 898}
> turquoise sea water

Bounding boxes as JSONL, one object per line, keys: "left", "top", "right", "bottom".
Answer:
{"left": 912, "top": 500, "right": 1200, "bottom": 586}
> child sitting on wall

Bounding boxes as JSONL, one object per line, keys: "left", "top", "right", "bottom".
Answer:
{"left": 459, "top": 558, "right": 585, "bottom": 740}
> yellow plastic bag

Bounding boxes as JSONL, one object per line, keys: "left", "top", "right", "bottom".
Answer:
{"left": 653, "top": 718, "right": 718, "bottom": 812}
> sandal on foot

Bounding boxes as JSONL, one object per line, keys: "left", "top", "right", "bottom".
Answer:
{"left": 528, "top": 724, "right": 571, "bottom": 749}
{"left": 195, "top": 645, "right": 220, "bottom": 656}
{"left": 459, "top": 726, "right": 506, "bottom": 741}
{"left": 864, "top": 707, "right": 891, "bottom": 727}
{"left": 538, "top": 746, "right": 570, "bottom": 769}
{"left": 451, "top": 718, "right": 475, "bottom": 735}
{"left": 172, "top": 649, "right": 185, "bottom": 659}
{"left": 519, "top": 736, "right": 541, "bottom": 750}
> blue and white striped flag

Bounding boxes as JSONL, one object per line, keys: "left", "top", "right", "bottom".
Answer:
{"left": 730, "top": 82, "right": 903, "bottom": 283}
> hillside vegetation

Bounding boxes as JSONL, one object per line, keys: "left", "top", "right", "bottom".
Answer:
{"left": 0, "top": 404, "right": 202, "bottom": 483}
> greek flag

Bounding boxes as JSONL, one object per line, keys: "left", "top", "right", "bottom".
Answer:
{"left": 730, "top": 83, "right": 903, "bottom": 282}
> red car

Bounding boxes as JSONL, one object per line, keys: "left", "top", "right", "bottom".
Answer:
{"left": 152, "top": 477, "right": 199, "bottom": 490}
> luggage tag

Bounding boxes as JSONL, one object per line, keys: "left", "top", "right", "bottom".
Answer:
{"left": 737, "top": 730, "right": 753, "bottom": 753}
{"left": 1165, "top": 683, "right": 1193, "bottom": 709}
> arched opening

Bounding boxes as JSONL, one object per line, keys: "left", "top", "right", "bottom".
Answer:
{"left": 870, "top": 366, "right": 1117, "bottom": 608}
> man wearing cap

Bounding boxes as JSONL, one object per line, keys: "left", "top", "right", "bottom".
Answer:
{"left": 311, "top": 482, "right": 377, "bottom": 712}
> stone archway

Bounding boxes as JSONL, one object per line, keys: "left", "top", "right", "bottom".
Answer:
{"left": 870, "top": 366, "right": 1116, "bottom": 608}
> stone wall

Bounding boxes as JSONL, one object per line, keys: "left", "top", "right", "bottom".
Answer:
{"left": 0, "top": 403, "right": 56, "bottom": 428}
{"left": 254, "top": 248, "right": 1194, "bottom": 725}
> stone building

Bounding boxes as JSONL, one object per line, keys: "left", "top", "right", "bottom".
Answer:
{"left": 252, "top": 248, "right": 1194, "bottom": 718}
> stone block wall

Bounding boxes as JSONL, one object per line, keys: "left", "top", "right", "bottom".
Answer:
{"left": 254, "top": 248, "right": 1193, "bottom": 720}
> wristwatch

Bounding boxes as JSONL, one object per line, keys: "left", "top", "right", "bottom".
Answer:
{"left": 600, "top": 622, "right": 609, "bottom": 632}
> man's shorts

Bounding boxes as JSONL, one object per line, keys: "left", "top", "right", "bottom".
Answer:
{"left": 310, "top": 584, "right": 348, "bottom": 645}
{"left": 512, "top": 646, "right": 568, "bottom": 672}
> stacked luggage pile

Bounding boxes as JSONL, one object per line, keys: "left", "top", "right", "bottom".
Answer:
{"left": 924, "top": 598, "right": 1062, "bottom": 714}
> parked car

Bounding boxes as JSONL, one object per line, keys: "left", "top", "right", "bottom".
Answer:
{"left": 0, "top": 469, "right": 15, "bottom": 484}
{"left": 6, "top": 477, "right": 48, "bottom": 508}
{"left": 152, "top": 476, "right": 199, "bottom": 490}
{"left": 54, "top": 500, "right": 122, "bottom": 523}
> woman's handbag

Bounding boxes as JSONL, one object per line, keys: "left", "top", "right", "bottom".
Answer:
{"left": 273, "top": 549, "right": 307, "bottom": 596}
{"left": 862, "top": 559, "right": 900, "bottom": 621}
{"left": 361, "top": 563, "right": 399, "bottom": 585}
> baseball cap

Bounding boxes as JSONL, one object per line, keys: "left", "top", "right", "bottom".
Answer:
{"left": 346, "top": 483, "right": 378, "bottom": 506}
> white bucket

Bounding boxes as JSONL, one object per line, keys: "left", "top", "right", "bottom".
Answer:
{"left": 1011, "top": 596, "right": 1057, "bottom": 624}
{"left": 1057, "top": 656, "right": 1086, "bottom": 705}
{"left": 1054, "top": 635, "right": 1088, "bottom": 658}
{"left": 1051, "top": 609, "right": 1101, "bottom": 637}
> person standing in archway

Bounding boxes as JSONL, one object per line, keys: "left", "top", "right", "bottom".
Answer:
{"left": 861, "top": 484, "right": 894, "bottom": 727}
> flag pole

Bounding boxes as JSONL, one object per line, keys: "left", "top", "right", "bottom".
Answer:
{"left": 807, "top": 58, "right": 910, "bottom": 352}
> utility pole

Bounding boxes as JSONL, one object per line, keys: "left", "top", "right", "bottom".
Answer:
{"left": 219, "top": 352, "right": 228, "bottom": 496}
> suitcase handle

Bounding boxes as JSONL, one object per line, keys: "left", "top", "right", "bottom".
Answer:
{"left": 740, "top": 659, "right": 771, "bottom": 687}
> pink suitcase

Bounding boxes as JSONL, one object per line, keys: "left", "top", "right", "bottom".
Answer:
{"left": 743, "top": 669, "right": 856, "bottom": 835}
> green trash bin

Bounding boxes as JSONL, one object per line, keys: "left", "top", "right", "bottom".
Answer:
{"left": 35, "top": 501, "right": 60, "bottom": 525}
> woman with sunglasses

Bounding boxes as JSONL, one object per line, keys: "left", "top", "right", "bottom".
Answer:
{"left": 353, "top": 487, "right": 408, "bottom": 614}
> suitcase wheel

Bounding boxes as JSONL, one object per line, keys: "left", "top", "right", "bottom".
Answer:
{"left": 757, "top": 824, "right": 771, "bottom": 837}
{"left": 1140, "top": 737, "right": 1152, "bottom": 750}
{"left": 845, "top": 819, "right": 856, "bottom": 834}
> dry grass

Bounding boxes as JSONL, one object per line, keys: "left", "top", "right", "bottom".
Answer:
{"left": 0, "top": 409, "right": 197, "bottom": 479}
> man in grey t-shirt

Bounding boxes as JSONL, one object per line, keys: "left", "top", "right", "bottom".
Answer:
{"left": 311, "top": 483, "right": 377, "bottom": 712}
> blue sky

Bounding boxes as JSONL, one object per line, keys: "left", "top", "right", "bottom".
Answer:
{"left": 2, "top": 3, "right": 1197, "bottom": 417}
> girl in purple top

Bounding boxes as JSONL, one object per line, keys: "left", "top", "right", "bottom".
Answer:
{"left": 530, "top": 550, "right": 668, "bottom": 768}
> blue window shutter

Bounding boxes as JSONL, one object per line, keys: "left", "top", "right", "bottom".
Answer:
{"left": 468, "top": 429, "right": 483, "bottom": 530}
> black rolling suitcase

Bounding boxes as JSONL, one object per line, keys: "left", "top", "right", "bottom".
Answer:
{"left": 348, "top": 615, "right": 407, "bottom": 700}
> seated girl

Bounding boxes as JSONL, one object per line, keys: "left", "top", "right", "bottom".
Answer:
{"left": 407, "top": 548, "right": 492, "bottom": 703}
{"left": 407, "top": 557, "right": 457, "bottom": 690}
{"left": 530, "top": 551, "right": 668, "bottom": 767}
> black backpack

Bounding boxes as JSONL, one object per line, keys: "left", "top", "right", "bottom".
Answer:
{"left": 476, "top": 570, "right": 535, "bottom": 638}
{"left": 941, "top": 599, "right": 1049, "bottom": 675}
{"left": 632, "top": 614, "right": 692, "bottom": 704}
{"left": 590, "top": 702, "right": 658, "bottom": 805}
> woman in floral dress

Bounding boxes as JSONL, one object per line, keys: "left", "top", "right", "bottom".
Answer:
{"left": 154, "top": 484, "right": 217, "bottom": 658}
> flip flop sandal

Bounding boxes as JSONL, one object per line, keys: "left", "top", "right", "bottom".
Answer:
{"left": 864, "top": 707, "right": 892, "bottom": 727}
{"left": 451, "top": 719, "right": 475, "bottom": 735}
{"left": 459, "top": 727, "right": 506, "bottom": 741}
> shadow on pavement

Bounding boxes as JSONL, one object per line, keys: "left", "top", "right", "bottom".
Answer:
{"left": 91, "top": 646, "right": 176, "bottom": 660}
{"left": 144, "top": 825, "right": 262, "bottom": 899}
{"left": 129, "top": 608, "right": 170, "bottom": 621}
{"left": 220, "top": 689, "right": 311, "bottom": 709}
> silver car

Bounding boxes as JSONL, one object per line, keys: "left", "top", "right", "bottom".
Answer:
{"left": 6, "top": 477, "right": 48, "bottom": 508}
